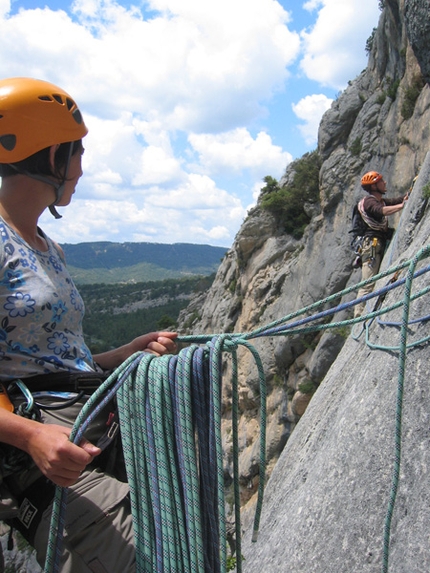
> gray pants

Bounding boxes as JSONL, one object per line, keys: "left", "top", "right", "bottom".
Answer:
{"left": 10, "top": 397, "right": 136, "bottom": 573}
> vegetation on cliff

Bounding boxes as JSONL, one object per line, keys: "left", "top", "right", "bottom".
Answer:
{"left": 259, "top": 150, "right": 321, "bottom": 238}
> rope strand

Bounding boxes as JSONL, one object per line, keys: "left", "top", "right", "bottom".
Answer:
{"left": 43, "top": 245, "right": 430, "bottom": 573}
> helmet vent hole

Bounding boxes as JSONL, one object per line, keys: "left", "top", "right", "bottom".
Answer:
{"left": 72, "top": 108, "right": 83, "bottom": 125}
{"left": 38, "top": 95, "right": 52, "bottom": 102}
{"left": 66, "top": 97, "right": 74, "bottom": 111}
{"left": 0, "top": 134, "right": 16, "bottom": 151}
{"left": 53, "top": 94, "right": 63, "bottom": 104}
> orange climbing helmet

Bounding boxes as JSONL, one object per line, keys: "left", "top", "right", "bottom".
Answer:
{"left": 361, "top": 171, "right": 383, "bottom": 187}
{"left": 0, "top": 77, "right": 88, "bottom": 163}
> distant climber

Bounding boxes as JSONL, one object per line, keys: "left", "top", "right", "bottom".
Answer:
{"left": 353, "top": 171, "right": 408, "bottom": 317}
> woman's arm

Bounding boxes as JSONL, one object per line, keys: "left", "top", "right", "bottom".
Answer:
{"left": 92, "top": 331, "right": 178, "bottom": 371}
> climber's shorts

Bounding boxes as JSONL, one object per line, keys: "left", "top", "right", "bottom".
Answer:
{"left": 33, "top": 468, "right": 135, "bottom": 573}
{"left": 8, "top": 397, "right": 135, "bottom": 573}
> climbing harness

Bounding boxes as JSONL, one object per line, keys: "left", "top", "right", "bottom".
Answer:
{"left": 38, "top": 244, "right": 430, "bottom": 573}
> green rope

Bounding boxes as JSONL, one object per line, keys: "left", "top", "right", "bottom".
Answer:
{"left": 177, "top": 245, "right": 430, "bottom": 573}
{"left": 44, "top": 245, "right": 430, "bottom": 573}
{"left": 113, "top": 335, "right": 267, "bottom": 573}
{"left": 381, "top": 247, "right": 425, "bottom": 573}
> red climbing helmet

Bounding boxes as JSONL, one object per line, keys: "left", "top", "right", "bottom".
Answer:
{"left": 361, "top": 171, "right": 383, "bottom": 187}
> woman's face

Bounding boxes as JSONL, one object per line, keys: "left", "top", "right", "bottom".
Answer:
{"left": 57, "top": 147, "right": 84, "bottom": 206}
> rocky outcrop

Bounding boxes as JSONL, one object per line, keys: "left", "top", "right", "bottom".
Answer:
{"left": 178, "top": 0, "right": 430, "bottom": 566}
{"left": 241, "top": 150, "right": 430, "bottom": 571}
{"left": 405, "top": 0, "right": 430, "bottom": 85}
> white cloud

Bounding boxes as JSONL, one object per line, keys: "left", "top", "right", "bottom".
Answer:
{"left": 292, "top": 94, "right": 333, "bottom": 145}
{"left": 39, "top": 173, "right": 246, "bottom": 246}
{"left": 303, "top": 0, "right": 323, "bottom": 11}
{"left": 300, "top": 0, "right": 380, "bottom": 89}
{"left": 188, "top": 128, "right": 291, "bottom": 176}
{"left": 0, "top": 0, "right": 300, "bottom": 128}
{"left": 0, "top": 0, "right": 382, "bottom": 247}
{"left": 132, "top": 146, "right": 183, "bottom": 186}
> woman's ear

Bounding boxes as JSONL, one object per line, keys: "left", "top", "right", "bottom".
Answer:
{"left": 49, "top": 144, "right": 60, "bottom": 171}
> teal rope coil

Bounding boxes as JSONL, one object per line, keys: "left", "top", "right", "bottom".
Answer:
{"left": 43, "top": 245, "right": 430, "bottom": 573}
{"left": 44, "top": 335, "right": 267, "bottom": 573}
{"left": 44, "top": 354, "right": 143, "bottom": 573}
{"left": 115, "top": 336, "right": 267, "bottom": 573}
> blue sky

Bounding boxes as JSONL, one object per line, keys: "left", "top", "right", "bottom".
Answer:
{"left": 1, "top": 0, "right": 381, "bottom": 247}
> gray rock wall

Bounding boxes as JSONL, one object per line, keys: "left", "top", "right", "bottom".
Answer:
{"left": 241, "top": 151, "right": 430, "bottom": 572}
{"left": 405, "top": 0, "right": 430, "bottom": 85}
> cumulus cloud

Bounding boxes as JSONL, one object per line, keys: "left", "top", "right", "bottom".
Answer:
{"left": 0, "top": 0, "right": 303, "bottom": 246}
{"left": 188, "top": 128, "right": 291, "bottom": 176}
{"left": 300, "top": 0, "right": 380, "bottom": 89}
{"left": 0, "top": 0, "right": 381, "bottom": 247}
{"left": 292, "top": 94, "right": 333, "bottom": 145}
{"left": 39, "top": 173, "right": 246, "bottom": 246}
{"left": 1, "top": 0, "right": 300, "bottom": 128}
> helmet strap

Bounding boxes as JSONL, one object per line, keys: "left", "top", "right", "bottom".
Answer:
{"left": 48, "top": 142, "right": 74, "bottom": 219}
{"left": 7, "top": 142, "right": 74, "bottom": 220}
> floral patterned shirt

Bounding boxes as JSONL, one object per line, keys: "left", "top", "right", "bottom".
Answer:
{"left": 0, "top": 217, "right": 96, "bottom": 381}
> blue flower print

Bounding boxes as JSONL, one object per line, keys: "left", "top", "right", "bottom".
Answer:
{"left": 52, "top": 301, "right": 67, "bottom": 324}
{"left": 16, "top": 247, "right": 37, "bottom": 271}
{"left": 9, "top": 340, "right": 34, "bottom": 356}
{"left": 18, "top": 321, "right": 44, "bottom": 345}
{"left": 36, "top": 355, "right": 63, "bottom": 369}
{"left": 0, "top": 224, "right": 10, "bottom": 242}
{"left": 18, "top": 248, "right": 29, "bottom": 266}
{"left": 49, "top": 255, "right": 63, "bottom": 273}
{"left": 76, "top": 357, "right": 92, "bottom": 370}
{"left": 70, "top": 288, "right": 84, "bottom": 312}
{"left": 4, "top": 242, "right": 14, "bottom": 257}
{"left": 4, "top": 292, "right": 35, "bottom": 318}
{"left": 1, "top": 269, "right": 25, "bottom": 291}
{"left": 47, "top": 332, "right": 70, "bottom": 355}
{"left": 55, "top": 277, "right": 68, "bottom": 293}
{"left": 28, "top": 251, "right": 38, "bottom": 272}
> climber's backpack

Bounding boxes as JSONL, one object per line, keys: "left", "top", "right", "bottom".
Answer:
{"left": 349, "top": 202, "right": 367, "bottom": 253}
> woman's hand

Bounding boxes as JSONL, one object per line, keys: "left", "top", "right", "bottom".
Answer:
{"left": 128, "top": 331, "right": 178, "bottom": 356}
{"left": 93, "top": 331, "right": 178, "bottom": 371}
{"left": 25, "top": 422, "right": 101, "bottom": 487}
{"left": 0, "top": 410, "right": 101, "bottom": 488}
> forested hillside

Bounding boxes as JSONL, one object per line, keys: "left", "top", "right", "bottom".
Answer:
{"left": 62, "top": 241, "right": 227, "bottom": 284}
{"left": 80, "top": 275, "right": 214, "bottom": 352}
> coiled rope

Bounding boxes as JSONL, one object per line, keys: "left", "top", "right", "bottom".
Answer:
{"left": 43, "top": 245, "right": 430, "bottom": 573}
{"left": 44, "top": 335, "right": 266, "bottom": 573}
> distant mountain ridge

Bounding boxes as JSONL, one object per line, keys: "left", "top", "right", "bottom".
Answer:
{"left": 60, "top": 241, "right": 227, "bottom": 284}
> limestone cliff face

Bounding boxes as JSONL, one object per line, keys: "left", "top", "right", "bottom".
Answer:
{"left": 177, "top": 0, "right": 430, "bottom": 552}
{"left": 241, "top": 147, "right": 430, "bottom": 572}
